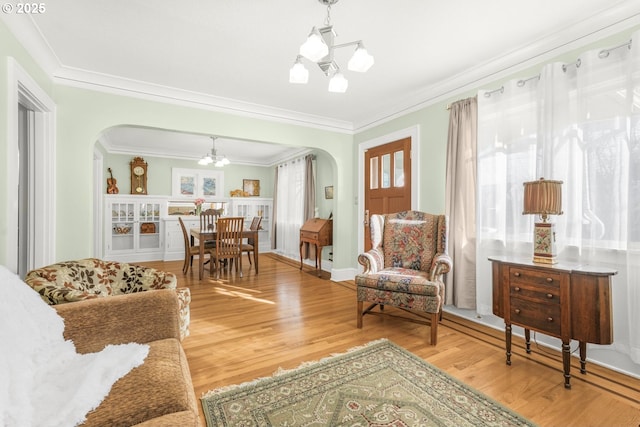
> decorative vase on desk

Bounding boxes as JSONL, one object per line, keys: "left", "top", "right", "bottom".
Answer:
{"left": 195, "top": 205, "right": 201, "bottom": 216}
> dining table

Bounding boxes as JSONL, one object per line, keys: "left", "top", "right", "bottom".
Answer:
{"left": 190, "top": 227, "right": 259, "bottom": 280}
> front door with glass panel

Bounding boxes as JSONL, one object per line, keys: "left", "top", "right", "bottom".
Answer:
{"left": 364, "top": 137, "right": 412, "bottom": 250}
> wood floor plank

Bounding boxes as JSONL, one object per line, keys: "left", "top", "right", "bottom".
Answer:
{"left": 140, "top": 254, "right": 640, "bottom": 427}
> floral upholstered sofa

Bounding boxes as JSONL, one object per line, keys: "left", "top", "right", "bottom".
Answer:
{"left": 24, "top": 258, "right": 191, "bottom": 340}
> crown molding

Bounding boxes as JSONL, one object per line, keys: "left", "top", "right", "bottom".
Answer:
{"left": 52, "top": 67, "right": 355, "bottom": 133}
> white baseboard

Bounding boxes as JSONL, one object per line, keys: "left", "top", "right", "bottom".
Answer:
{"left": 330, "top": 267, "right": 357, "bottom": 282}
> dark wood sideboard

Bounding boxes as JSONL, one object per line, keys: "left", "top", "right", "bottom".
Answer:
{"left": 489, "top": 256, "right": 616, "bottom": 389}
{"left": 300, "top": 218, "right": 333, "bottom": 277}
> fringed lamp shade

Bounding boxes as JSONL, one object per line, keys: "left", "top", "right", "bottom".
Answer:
{"left": 522, "top": 178, "right": 563, "bottom": 264}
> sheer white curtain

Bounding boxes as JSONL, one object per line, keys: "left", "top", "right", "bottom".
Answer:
{"left": 477, "top": 30, "right": 640, "bottom": 363}
{"left": 275, "top": 157, "right": 306, "bottom": 259}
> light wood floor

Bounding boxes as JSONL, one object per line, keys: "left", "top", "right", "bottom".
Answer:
{"left": 142, "top": 254, "right": 640, "bottom": 427}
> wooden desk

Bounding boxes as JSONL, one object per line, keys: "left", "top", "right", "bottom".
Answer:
{"left": 299, "top": 218, "right": 332, "bottom": 277}
{"left": 191, "top": 228, "right": 259, "bottom": 280}
{"left": 489, "top": 256, "right": 616, "bottom": 388}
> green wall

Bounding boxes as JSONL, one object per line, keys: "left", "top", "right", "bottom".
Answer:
{"left": 102, "top": 152, "right": 276, "bottom": 198}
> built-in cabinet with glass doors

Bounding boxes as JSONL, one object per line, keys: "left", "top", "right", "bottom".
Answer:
{"left": 104, "top": 195, "right": 166, "bottom": 262}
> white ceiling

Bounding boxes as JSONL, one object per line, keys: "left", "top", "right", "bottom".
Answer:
{"left": 3, "top": 0, "right": 640, "bottom": 164}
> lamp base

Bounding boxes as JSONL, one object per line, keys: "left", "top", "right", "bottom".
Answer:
{"left": 532, "top": 222, "right": 557, "bottom": 264}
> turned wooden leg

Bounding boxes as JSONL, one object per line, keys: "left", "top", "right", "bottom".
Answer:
{"left": 525, "top": 328, "right": 531, "bottom": 354}
{"left": 505, "top": 323, "right": 512, "bottom": 366}
{"left": 579, "top": 341, "right": 587, "bottom": 374}
{"left": 562, "top": 341, "right": 572, "bottom": 389}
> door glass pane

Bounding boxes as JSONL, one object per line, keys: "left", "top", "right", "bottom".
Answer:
{"left": 394, "top": 150, "right": 404, "bottom": 187}
{"left": 370, "top": 157, "right": 379, "bottom": 189}
{"left": 382, "top": 154, "right": 391, "bottom": 188}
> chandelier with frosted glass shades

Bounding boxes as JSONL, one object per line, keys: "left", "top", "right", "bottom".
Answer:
{"left": 198, "top": 136, "right": 230, "bottom": 167}
{"left": 289, "top": 0, "right": 374, "bottom": 93}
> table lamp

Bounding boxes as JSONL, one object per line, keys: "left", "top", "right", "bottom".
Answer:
{"left": 522, "top": 178, "right": 563, "bottom": 264}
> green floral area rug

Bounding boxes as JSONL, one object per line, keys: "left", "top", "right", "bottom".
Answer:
{"left": 201, "top": 339, "right": 536, "bottom": 426}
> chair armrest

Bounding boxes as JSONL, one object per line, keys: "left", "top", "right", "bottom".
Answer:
{"left": 430, "top": 253, "right": 452, "bottom": 281}
{"left": 55, "top": 289, "right": 181, "bottom": 354}
{"left": 358, "top": 248, "right": 384, "bottom": 274}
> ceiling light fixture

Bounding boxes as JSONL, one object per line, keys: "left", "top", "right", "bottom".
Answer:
{"left": 198, "top": 136, "right": 230, "bottom": 167}
{"left": 289, "top": 0, "right": 374, "bottom": 93}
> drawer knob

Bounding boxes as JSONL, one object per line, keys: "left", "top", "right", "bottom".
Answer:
{"left": 546, "top": 277, "right": 553, "bottom": 283}
{"left": 514, "top": 287, "right": 521, "bottom": 292}
{"left": 547, "top": 317, "right": 554, "bottom": 322}
{"left": 546, "top": 293, "right": 554, "bottom": 299}
{"left": 514, "top": 309, "right": 521, "bottom": 314}
{"left": 514, "top": 272, "right": 521, "bottom": 277}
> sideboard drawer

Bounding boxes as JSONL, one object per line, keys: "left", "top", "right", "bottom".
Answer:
{"left": 509, "top": 281, "right": 560, "bottom": 305}
{"left": 510, "top": 267, "right": 562, "bottom": 287}
{"left": 510, "top": 298, "right": 561, "bottom": 336}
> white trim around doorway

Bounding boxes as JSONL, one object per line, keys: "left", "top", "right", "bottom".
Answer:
{"left": 6, "top": 57, "right": 56, "bottom": 273}
{"left": 356, "top": 125, "right": 420, "bottom": 267}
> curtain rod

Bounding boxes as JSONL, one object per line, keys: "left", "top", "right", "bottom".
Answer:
{"left": 482, "top": 38, "right": 633, "bottom": 98}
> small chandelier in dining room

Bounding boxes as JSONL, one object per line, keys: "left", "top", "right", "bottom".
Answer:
{"left": 198, "top": 136, "right": 230, "bottom": 167}
{"left": 289, "top": 0, "right": 374, "bottom": 93}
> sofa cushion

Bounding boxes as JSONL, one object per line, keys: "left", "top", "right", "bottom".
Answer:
{"left": 355, "top": 267, "right": 441, "bottom": 297}
{"left": 82, "top": 338, "right": 198, "bottom": 426}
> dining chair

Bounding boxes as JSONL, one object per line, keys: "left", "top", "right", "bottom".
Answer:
{"left": 208, "top": 217, "right": 244, "bottom": 279}
{"left": 200, "top": 208, "right": 224, "bottom": 250}
{"left": 178, "top": 217, "right": 211, "bottom": 275}
{"left": 200, "top": 208, "right": 221, "bottom": 231}
{"left": 241, "top": 216, "right": 262, "bottom": 266}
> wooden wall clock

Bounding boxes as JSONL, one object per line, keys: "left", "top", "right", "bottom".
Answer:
{"left": 130, "top": 157, "right": 148, "bottom": 195}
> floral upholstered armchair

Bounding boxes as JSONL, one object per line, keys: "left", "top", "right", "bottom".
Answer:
{"left": 24, "top": 258, "right": 191, "bottom": 340}
{"left": 355, "top": 210, "right": 452, "bottom": 345}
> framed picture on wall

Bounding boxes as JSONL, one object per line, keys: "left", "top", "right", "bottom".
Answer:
{"left": 243, "top": 179, "right": 260, "bottom": 196}
{"left": 172, "top": 168, "right": 224, "bottom": 199}
{"left": 325, "top": 186, "right": 334, "bottom": 199}
{"left": 172, "top": 169, "right": 197, "bottom": 197}
{"left": 180, "top": 176, "right": 196, "bottom": 196}
{"left": 201, "top": 172, "right": 223, "bottom": 197}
